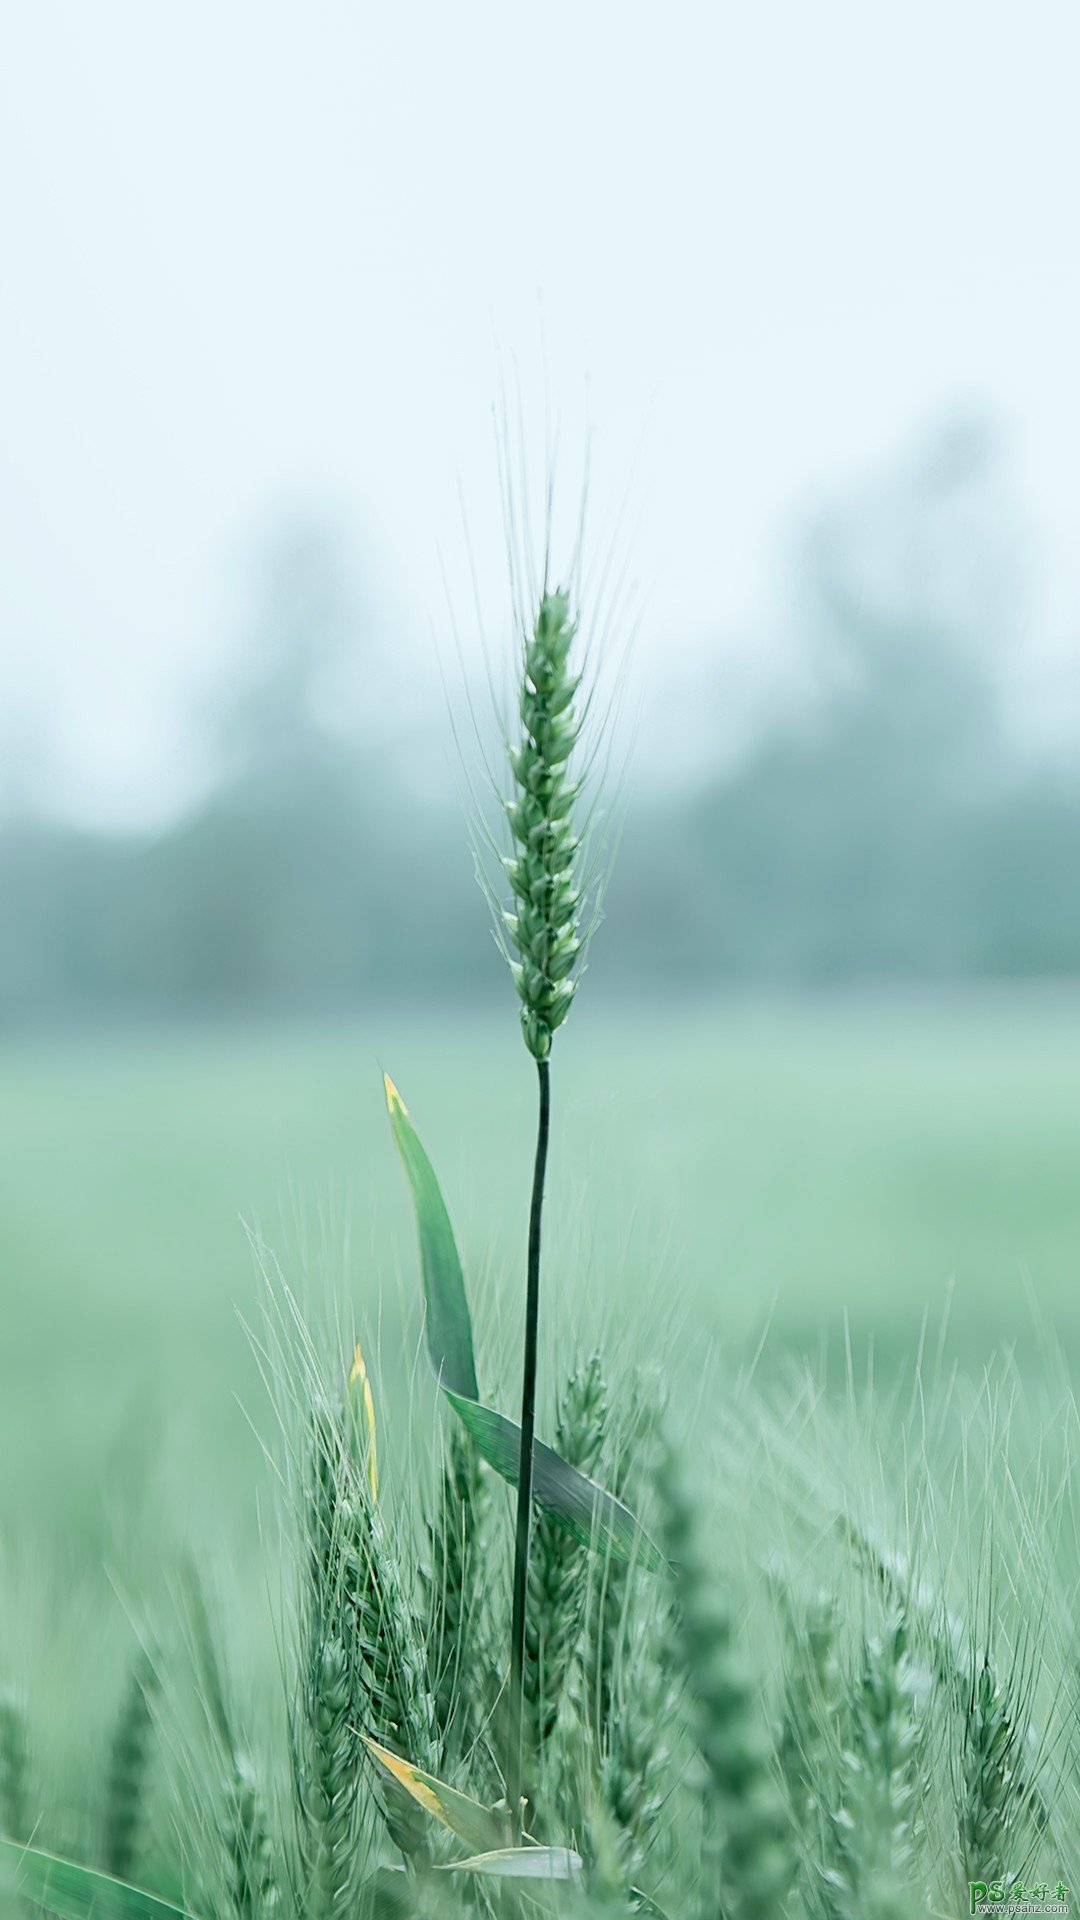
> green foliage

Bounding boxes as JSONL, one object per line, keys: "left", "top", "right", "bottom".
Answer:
{"left": 7, "top": 501, "right": 1080, "bottom": 1920}
{"left": 436, "top": 1844, "right": 582, "bottom": 1880}
{"left": 5, "top": 1323, "right": 1080, "bottom": 1920}
{"left": 385, "top": 1073, "right": 660, "bottom": 1569}
{"left": 383, "top": 1074, "right": 479, "bottom": 1405}
{"left": 0, "top": 1841, "right": 193, "bottom": 1920}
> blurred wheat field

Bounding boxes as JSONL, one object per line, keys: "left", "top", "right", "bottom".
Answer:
{"left": 3, "top": 990, "right": 1079, "bottom": 1551}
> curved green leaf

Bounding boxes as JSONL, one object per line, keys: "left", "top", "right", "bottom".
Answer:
{"left": 436, "top": 1846, "right": 583, "bottom": 1880}
{"left": 384, "top": 1073, "right": 479, "bottom": 1401}
{"left": 0, "top": 1840, "right": 195, "bottom": 1920}
{"left": 447, "top": 1390, "right": 662, "bottom": 1571}
{"left": 384, "top": 1074, "right": 662, "bottom": 1571}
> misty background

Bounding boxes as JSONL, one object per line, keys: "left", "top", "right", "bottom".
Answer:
{"left": 3, "top": 412, "right": 1080, "bottom": 1021}
{"left": 5, "top": 1, "right": 1080, "bottom": 1591}
{"left": 3, "top": 3, "right": 1080, "bottom": 1027}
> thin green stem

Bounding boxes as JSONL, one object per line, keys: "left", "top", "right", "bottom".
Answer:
{"left": 508, "top": 1055, "right": 551, "bottom": 1830}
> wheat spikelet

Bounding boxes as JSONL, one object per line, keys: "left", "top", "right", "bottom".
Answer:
{"left": 524, "top": 1356, "right": 607, "bottom": 1761}
{"left": 501, "top": 587, "right": 584, "bottom": 1063}
{"left": 827, "top": 1615, "right": 922, "bottom": 1920}
{"left": 845, "top": 1519, "right": 1046, "bottom": 1882}
{"left": 305, "top": 1397, "right": 437, "bottom": 1869}
{"left": 596, "top": 1644, "right": 674, "bottom": 1886}
{"left": 295, "top": 1409, "right": 379, "bottom": 1915}
{"left": 423, "top": 1422, "right": 486, "bottom": 1756}
{"left": 957, "top": 1647, "right": 1042, "bottom": 1885}
{"left": 586, "top": 1385, "right": 659, "bottom": 1741}
{"left": 777, "top": 1594, "right": 842, "bottom": 1843}
{"left": 298, "top": 1633, "right": 359, "bottom": 1920}
{"left": 583, "top": 1388, "right": 675, "bottom": 1881}
{"left": 220, "top": 1756, "right": 279, "bottom": 1920}
{"left": 339, "top": 1508, "right": 437, "bottom": 1857}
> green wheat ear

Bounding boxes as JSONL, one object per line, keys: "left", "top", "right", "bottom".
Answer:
{"left": 502, "top": 587, "right": 583, "bottom": 1061}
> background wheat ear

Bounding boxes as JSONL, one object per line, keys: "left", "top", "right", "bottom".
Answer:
{"left": 422, "top": 1421, "right": 487, "bottom": 1761}
{"left": 296, "top": 1329, "right": 445, "bottom": 1897}
{"left": 955, "top": 1639, "right": 1045, "bottom": 1888}
{"left": 593, "top": 1583, "right": 677, "bottom": 1891}
{"left": 0, "top": 1686, "right": 30, "bottom": 1844}
{"left": 825, "top": 1613, "right": 922, "bottom": 1920}
{"left": 659, "top": 1440, "right": 792, "bottom": 1920}
{"left": 523, "top": 1356, "right": 607, "bottom": 1790}
{"left": 102, "top": 1646, "right": 158, "bottom": 1885}
{"left": 182, "top": 1565, "right": 279, "bottom": 1920}
{"left": 292, "top": 1402, "right": 372, "bottom": 1920}
{"left": 776, "top": 1591, "right": 843, "bottom": 1849}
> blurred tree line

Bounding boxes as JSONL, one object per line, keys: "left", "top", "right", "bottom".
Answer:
{"left": 609, "top": 418, "right": 1080, "bottom": 987}
{"left": 3, "top": 422, "right": 1079, "bottom": 1027}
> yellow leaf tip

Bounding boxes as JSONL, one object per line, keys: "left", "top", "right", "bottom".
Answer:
{"left": 348, "top": 1341, "right": 379, "bottom": 1501}
{"left": 363, "top": 1738, "right": 442, "bottom": 1821}
{"left": 383, "top": 1072, "right": 407, "bottom": 1116}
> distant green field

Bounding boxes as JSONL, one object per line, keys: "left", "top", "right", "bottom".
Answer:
{"left": 3, "top": 993, "right": 1079, "bottom": 1547}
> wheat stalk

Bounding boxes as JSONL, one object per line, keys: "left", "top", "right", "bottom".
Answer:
{"left": 498, "top": 584, "right": 588, "bottom": 1831}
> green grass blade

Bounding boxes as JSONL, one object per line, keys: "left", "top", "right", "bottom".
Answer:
{"left": 435, "top": 1846, "right": 583, "bottom": 1880}
{"left": 384, "top": 1074, "right": 479, "bottom": 1401}
{"left": 384, "top": 1074, "right": 661, "bottom": 1570}
{"left": 0, "top": 1839, "right": 195, "bottom": 1920}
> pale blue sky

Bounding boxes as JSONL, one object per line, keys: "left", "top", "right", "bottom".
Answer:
{"left": 2, "top": 2, "right": 1078, "bottom": 821}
